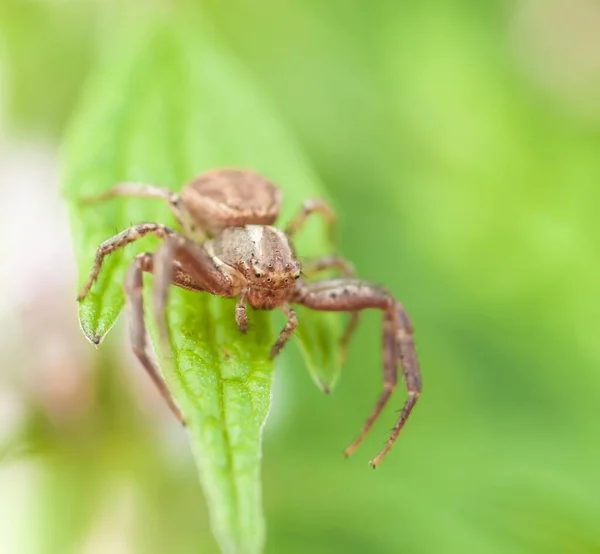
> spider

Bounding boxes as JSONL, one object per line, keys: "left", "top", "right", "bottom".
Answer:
{"left": 77, "top": 168, "right": 421, "bottom": 467}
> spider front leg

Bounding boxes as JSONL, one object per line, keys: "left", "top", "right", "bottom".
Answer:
{"left": 270, "top": 304, "right": 298, "bottom": 359}
{"left": 77, "top": 223, "right": 177, "bottom": 301}
{"left": 149, "top": 234, "right": 237, "bottom": 374}
{"left": 236, "top": 292, "right": 249, "bottom": 333}
{"left": 124, "top": 252, "right": 208, "bottom": 424}
{"left": 82, "top": 225, "right": 235, "bottom": 423}
{"left": 294, "top": 278, "right": 421, "bottom": 467}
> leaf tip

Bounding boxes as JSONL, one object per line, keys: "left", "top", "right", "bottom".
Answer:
{"left": 77, "top": 314, "right": 106, "bottom": 347}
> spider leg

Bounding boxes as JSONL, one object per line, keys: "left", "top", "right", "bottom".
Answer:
{"left": 270, "top": 304, "right": 298, "bottom": 359}
{"left": 294, "top": 278, "right": 421, "bottom": 467}
{"left": 302, "top": 255, "right": 355, "bottom": 278}
{"left": 236, "top": 292, "right": 249, "bottom": 333}
{"left": 83, "top": 225, "right": 239, "bottom": 422}
{"left": 77, "top": 223, "right": 177, "bottom": 301}
{"left": 148, "top": 234, "right": 239, "bottom": 384}
{"left": 152, "top": 234, "right": 237, "bottom": 297}
{"left": 80, "top": 182, "right": 203, "bottom": 240}
{"left": 343, "top": 308, "right": 398, "bottom": 459}
{"left": 151, "top": 241, "right": 178, "bottom": 372}
{"left": 124, "top": 252, "right": 207, "bottom": 424}
{"left": 302, "top": 255, "right": 359, "bottom": 364}
{"left": 285, "top": 198, "right": 336, "bottom": 242}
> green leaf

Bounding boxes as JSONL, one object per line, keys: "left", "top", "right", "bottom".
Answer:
{"left": 295, "top": 308, "right": 343, "bottom": 394}
{"left": 62, "top": 14, "right": 344, "bottom": 554}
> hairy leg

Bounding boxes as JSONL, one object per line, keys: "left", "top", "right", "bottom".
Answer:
{"left": 84, "top": 224, "right": 239, "bottom": 423}
{"left": 81, "top": 182, "right": 202, "bottom": 239}
{"left": 270, "top": 304, "right": 298, "bottom": 359}
{"left": 131, "top": 251, "right": 206, "bottom": 292}
{"left": 77, "top": 223, "right": 236, "bottom": 302}
{"left": 153, "top": 234, "right": 237, "bottom": 297}
{"left": 302, "top": 254, "right": 354, "bottom": 278}
{"left": 149, "top": 235, "right": 239, "bottom": 388}
{"left": 151, "top": 241, "right": 178, "bottom": 372}
{"left": 370, "top": 305, "right": 420, "bottom": 467}
{"left": 294, "top": 278, "right": 421, "bottom": 467}
{"left": 77, "top": 223, "right": 177, "bottom": 301}
{"left": 236, "top": 292, "right": 249, "bottom": 333}
{"left": 124, "top": 252, "right": 204, "bottom": 424}
{"left": 343, "top": 308, "right": 397, "bottom": 458}
{"left": 285, "top": 198, "right": 336, "bottom": 241}
{"left": 125, "top": 238, "right": 238, "bottom": 424}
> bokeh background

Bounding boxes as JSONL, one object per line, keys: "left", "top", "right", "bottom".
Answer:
{"left": 2, "top": 0, "right": 600, "bottom": 553}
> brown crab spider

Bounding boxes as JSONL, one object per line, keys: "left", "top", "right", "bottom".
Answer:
{"left": 77, "top": 168, "right": 421, "bottom": 467}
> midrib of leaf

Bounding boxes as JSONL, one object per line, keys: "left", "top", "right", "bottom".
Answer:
{"left": 128, "top": 30, "right": 263, "bottom": 551}
{"left": 158, "top": 30, "right": 258, "bottom": 550}
{"left": 202, "top": 296, "right": 242, "bottom": 551}
{"left": 217, "top": 378, "right": 237, "bottom": 532}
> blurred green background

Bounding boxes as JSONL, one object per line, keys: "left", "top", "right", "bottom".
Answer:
{"left": 2, "top": 0, "right": 600, "bottom": 553}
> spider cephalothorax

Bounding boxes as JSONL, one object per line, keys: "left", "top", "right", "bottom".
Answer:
{"left": 77, "top": 168, "right": 421, "bottom": 467}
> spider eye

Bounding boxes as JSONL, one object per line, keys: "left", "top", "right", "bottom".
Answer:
{"left": 255, "top": 272, "right": 262, "bottom": 278}
{"left": 294, "top": 274, "right": 301, "bottom": 280}
{"left": 266, "top": 277, "right": 272, "bottom": 283}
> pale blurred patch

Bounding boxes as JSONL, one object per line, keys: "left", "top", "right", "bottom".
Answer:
{"left": 511, "top": 0, "right": 600, "bottom": 119}
{"left": 0, "top": 142, "right": 74, "bottom": 313}
{"left": 0, "top": 460, "right": 41, "bottom": 554}
{"left": 0, "top": 388, "right": 26, "bottom": 448}
{"left": 81, "top": 482, "right": 137, "bottom": 554}
{"left": 0, "top": 142, "right": 93, "bottom": 421}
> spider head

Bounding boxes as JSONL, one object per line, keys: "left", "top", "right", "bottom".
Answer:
{"left": 248, "top": 256, "right": 301, "bottom": 286}
{"left": 210, "top": 224, "right": 301, "bottom": 308}
{"left": 242, "top": 225, "right": 301, "bottom": 307}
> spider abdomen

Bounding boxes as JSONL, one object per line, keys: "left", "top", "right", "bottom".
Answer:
{"left": 181, "top": 168, "right": 282, "bottom": 235}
